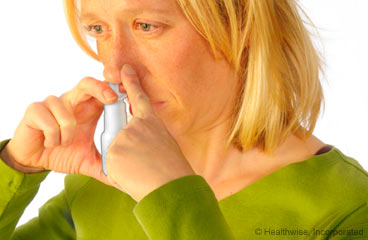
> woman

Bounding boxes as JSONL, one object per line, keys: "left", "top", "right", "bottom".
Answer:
{"left": 0, "top": 0, "right": 367, "bottom": 239}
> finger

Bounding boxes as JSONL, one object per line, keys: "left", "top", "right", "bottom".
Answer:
{"left": 107, "top": 174, "right": 120, "bottom": 188}
{"left": 24, "top": 102, "right": 61, "bottom": 148}
{"left": 63, "top": 77, "right": 119, "bottom": 108}
{"left": 43, "top": 95, "right": 77, "bottom": 146}
{"left": 119, "top": 83, "right": 126, "bottom": 94}
{"left": 107, "top": 174, "right": 128, "bottom": 194}
{"left": 121, "top": 64, "right": 155, "bottom": 119}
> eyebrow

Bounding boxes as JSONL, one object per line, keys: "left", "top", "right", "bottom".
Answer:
{"left": 80, "top": 7, "right": 172, "bottom": 21}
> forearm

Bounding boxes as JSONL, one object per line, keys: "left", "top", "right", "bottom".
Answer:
{"left": 0, "top": 139, "right": 51, "bottom": 239}
{"left": 133, "top": 174, "right": 236, "bottom": 239}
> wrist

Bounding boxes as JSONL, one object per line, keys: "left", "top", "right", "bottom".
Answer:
{"left": 0, "top": 145, "right": 46, "bottom": 174}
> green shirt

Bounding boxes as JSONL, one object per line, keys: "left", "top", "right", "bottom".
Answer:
{"left": 0, "top": 138, "right": 367, "bottom": 240}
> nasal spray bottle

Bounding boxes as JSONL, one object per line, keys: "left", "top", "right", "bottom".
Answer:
{"left": 101, "top": 83, "right": 129, "bottom": 176}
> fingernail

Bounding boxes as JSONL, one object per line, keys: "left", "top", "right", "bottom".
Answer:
{"left": 103, "top": 89, "right": 117, "bottom": 101}
{"left": 123, "top": 64, "right": 136, "bottom": 75}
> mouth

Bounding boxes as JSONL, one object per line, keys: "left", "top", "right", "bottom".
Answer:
{"left": 126, "top": 95, "right": 165, "bottom": 115}
{"left": 128, "top": 101, "right": 165, "bottom": 115}
{"left": 153, "top": 101, "right": 165, "bottom": 105}
{"left": 153, "top": 102, "right": 166, "bottom": 110}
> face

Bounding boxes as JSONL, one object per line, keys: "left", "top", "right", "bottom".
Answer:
{"left": 80, "top": 0, "right": 240, "bottom": 137}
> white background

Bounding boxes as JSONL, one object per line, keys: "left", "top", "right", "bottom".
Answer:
{"left": 0, "top": 1, "right": 367, "bottom": 228}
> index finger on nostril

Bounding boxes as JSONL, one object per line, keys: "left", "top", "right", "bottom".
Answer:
{"left": 119, "top": 83, "right": 127, "bottom": 93}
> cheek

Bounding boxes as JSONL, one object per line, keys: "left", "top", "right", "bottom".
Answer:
{"left": 149, "top": 31, "right": 218, "bottom": 106}
{"left": 97, "top": 40, "right": 115, "bottom": 63}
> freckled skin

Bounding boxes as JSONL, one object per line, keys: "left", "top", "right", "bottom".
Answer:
{"left": 81, "top": 0, "right": 239, "bottom": 144}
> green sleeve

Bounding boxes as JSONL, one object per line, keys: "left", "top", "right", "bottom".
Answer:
{"left": 0, "top": 138, "right": 75, "bottom": 240}
{"left": 322, "top": 202, "right": 368, "bottom": 240}
{"left": 133, "top": 174, "right": 236, "bottom": 240}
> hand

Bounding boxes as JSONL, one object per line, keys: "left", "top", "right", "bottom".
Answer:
{"left": 106, "top": 64, "right": 195, "bottom": 202}
{"left": 4, "top": 76, "right": 120, "bottom": 187}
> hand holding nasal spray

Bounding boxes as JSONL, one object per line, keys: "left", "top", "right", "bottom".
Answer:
{"left": 100, "top": 83, "right": 129, "bottom": 176}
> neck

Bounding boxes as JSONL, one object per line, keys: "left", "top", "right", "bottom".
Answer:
{"left": 174, "top": 119, "right": 324, "bottom": 188}
{"left": 173, "top": 114, "right": 248, "bottom": 186}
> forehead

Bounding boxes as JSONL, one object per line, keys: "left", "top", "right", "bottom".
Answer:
{"left": 80, "top": 0, "right": 177, "bottom": 16}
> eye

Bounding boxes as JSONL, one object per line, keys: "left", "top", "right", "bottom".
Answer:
{"left": 83, "top": 24, "right": 106, "bottom": 36}
{"left": 134, "top": 22, "right": 159, "bottom": 33}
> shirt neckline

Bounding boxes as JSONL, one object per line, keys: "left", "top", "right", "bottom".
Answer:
{"left": 218, "top": 144, "right": 339, "bottom": 204}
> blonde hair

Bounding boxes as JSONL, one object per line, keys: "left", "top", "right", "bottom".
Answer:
{"left": 62, "top": 0, "right": 327, "bottom": 156}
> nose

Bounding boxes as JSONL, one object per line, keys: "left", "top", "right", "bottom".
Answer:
{"left": 102, "top": 24, "right": 134, "bottom": 93}
{"left": 103, "top": 67, "right": 128, "bottom": 95}
{"left": 103, "top": 67, "right": 120, "bottom": 84}
{"left": 103, "top": 67, "right": 125, "bottom": 93}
